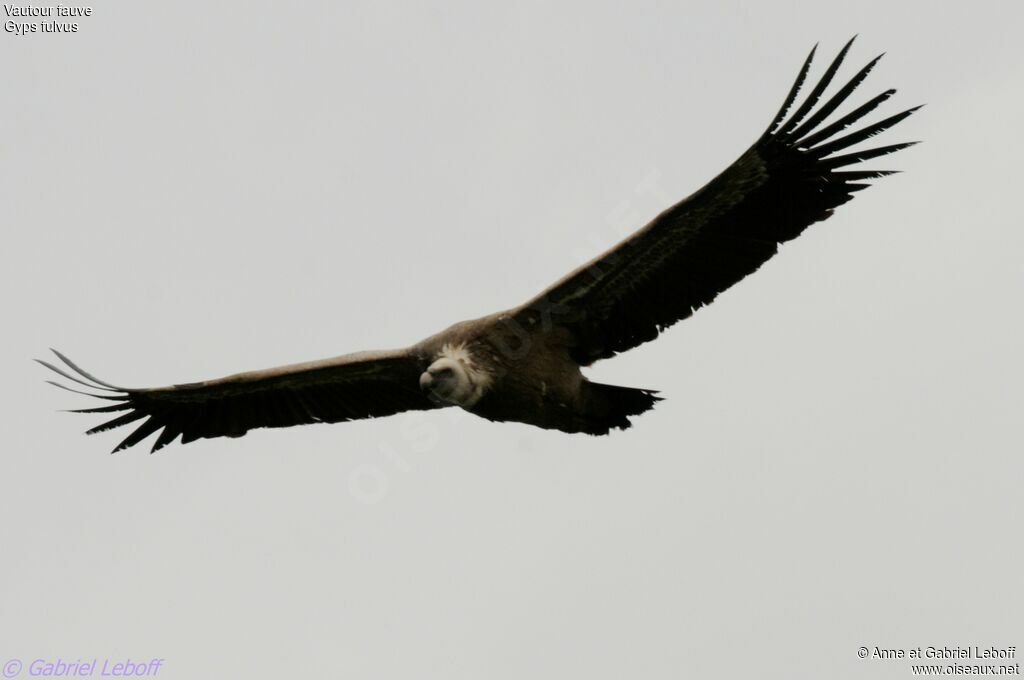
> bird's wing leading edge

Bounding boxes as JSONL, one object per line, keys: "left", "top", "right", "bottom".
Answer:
{"left": 513, "top": 37, "right": 920, "bottom": 366}
{"left": 39, "top": 348, "right": 436, "bottom": 452}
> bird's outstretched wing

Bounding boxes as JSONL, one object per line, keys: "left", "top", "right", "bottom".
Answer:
{"left": 514, "top": 38, "right": 920, "bottom": 365}
{"left": 39, "top": 348, "right": 436, "bottom": 452}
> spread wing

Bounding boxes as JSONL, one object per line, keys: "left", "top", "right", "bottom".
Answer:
{"left": 39, "top": 348, "right": 436, "bottom": 452}
{"left": 514, "top": 38, "right": 920, "bottom": 365}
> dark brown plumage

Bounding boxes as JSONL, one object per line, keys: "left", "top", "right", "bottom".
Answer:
{"left": 514, "top": 38, "right": 919, "bottom": 365}
{"left": 40, "top": 38, "right": 919, "bottom": 452}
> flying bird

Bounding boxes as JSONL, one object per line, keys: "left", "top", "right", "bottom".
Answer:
{"left": 40, "top": 38, "right": 919, "bottom": 453}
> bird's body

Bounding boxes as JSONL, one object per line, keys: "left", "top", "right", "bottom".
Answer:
{"left": 41, "top": 38, "right": 919, "bottom": 452}
{"left": 416, "top": 312, "right": 653, "bottom": 436}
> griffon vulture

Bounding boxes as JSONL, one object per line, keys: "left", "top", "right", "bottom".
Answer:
{"left": 40, "top": 38, "right": 919, "bottom": 452}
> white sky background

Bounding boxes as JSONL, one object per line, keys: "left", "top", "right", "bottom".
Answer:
{"left": 2, "top": 1, "right": 1023, "bottom": 678}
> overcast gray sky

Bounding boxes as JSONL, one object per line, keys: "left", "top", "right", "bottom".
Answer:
{"left": 2, "top": 1, "right": 1022, "bottom": 678}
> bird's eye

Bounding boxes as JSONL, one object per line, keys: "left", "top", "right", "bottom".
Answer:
{"left": 436, "top": 367, "right": 454, "bottom": 377}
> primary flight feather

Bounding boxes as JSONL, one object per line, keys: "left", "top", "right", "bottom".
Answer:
{"left": 41, "top": 38, "right": 919, "bottom": 452}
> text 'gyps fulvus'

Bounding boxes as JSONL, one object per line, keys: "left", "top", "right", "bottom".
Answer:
{"left": 41, "top": 38, "right": 919, "bottom": 453}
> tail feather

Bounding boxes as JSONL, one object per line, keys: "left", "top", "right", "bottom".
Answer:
{"left": 584, "top": 382, "right": 662, "bottom": 434}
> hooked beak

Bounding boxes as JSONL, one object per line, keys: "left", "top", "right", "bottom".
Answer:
{"left": 419, "top": 372, "right": 434, "bottom": 391}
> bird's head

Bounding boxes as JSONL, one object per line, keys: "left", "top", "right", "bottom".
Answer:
{"left": 419, "top": 356, "right": 470, "bottom": 403}
{"left": 419, "top": 344, "right": 490, "bottom": 407}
